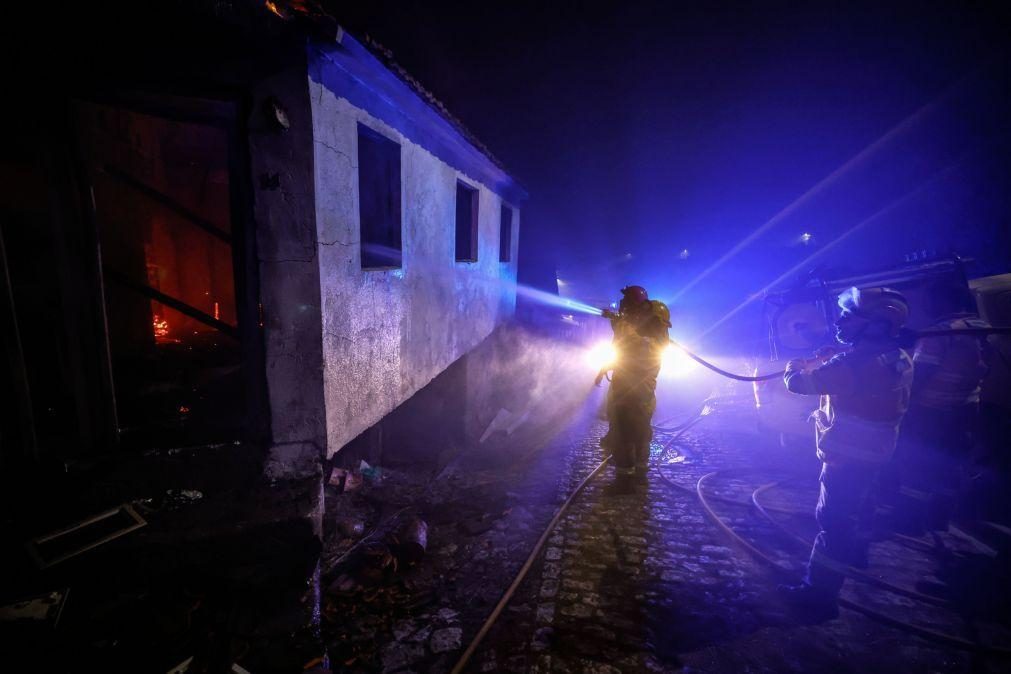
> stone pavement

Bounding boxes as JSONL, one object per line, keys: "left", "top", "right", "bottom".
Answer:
{"left": 321, "top": 389, "right": 1011, "bottom": 673}
{"left": 470, "top": 394, "right": 1011, "bottom": 673}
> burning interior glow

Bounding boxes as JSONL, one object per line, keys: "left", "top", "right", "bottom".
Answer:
{"left": 152, "top": 314, "right": 170, "bottom": 341}
{"left": 265, "top": 1, "right": 285, "bottom": 19}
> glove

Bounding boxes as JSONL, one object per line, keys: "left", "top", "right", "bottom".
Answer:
{"left": 814, "top": 345, "right": 846, "bottom": 361}
{"left": 786, "top": 358, "right": 810, "bottom": 373}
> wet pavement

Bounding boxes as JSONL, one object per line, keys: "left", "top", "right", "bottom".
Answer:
{"left": 321, "top": 389, "right": 1011, "bottom": 673}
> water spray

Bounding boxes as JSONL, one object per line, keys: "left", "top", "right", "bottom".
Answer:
{"left": 515, "top": 283, "right": 602, "bottom": 316}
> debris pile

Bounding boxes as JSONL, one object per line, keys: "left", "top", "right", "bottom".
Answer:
{"left": 315, "top": 445, "right": 564, "bottom": 673}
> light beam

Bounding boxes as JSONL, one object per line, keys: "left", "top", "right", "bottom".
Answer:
{"left": 671, "top": 92, "right": 952, "bottom": 303}
{"left": 695, "top": 157, "right": 969, "bottom": 341}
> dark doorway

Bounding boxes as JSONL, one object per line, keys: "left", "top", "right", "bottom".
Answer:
{"left": 74, "top": 101, "right": 246, "bottom": 448}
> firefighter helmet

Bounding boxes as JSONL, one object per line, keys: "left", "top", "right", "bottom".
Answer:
{"left": 621, "top": 285, "right": 649, "bottom": 305}
{"left": 650, "top": 300, "right": 672, "bottom": 328}
{"left": 837, "top": 286, "right": 909, "bottom": 334}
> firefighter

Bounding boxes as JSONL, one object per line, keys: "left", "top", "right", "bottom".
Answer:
{"left": 600, "top": 285, "right": 671, "bottom": 489}
{"left": 779, "top": 286, "right": 913, "bottom": 620}
{"left": 893, "top": 281, "right": 993, "bottom": 529}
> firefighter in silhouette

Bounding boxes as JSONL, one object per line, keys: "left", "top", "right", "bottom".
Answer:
{"left": 893, "top": 280, "right": 994, "bottom": 529}
{"left": 599, "top": 285, "right": 671, "bottom": 488}
{"left": 779, "top": 287, "right": 913, "bottom": 620}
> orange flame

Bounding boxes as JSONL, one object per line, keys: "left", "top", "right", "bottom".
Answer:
{"left": 265, "top": 1, "right": 285, "bottom": 18}
{"left": 153, "top": 314, "right": 170, "bottom": 339}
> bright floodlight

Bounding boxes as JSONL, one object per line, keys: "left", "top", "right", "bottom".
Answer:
{"left": 661, "top": 343, "right": 698, "bottom": 378}
{"left": 587, "top": 341, "right": 618, "bottom": 370}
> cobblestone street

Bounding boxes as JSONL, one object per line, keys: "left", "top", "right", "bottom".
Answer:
{"left": 465, "top": 391, "right": 1011, "bottom": 673}
{"left": 6, "top": 4, "right": 1009, "bottom": 673}
{"left": 321, "top": 387, "right": 1011, "bottom": 673}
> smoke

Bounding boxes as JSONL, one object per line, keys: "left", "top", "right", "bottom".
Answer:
{"left": 467, "top": 323, "right": 597, "bottom": 458}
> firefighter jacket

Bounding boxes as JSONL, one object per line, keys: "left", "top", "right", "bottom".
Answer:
{"left": 609, "top": 301, "right": 669, "bottom": 371}
{"left": 784, "top": 344, "right": 913, "bottom": 464}
{"left": 607, "top": 301, "right": 671, "bottom": 414}
{"left": 912, "top": 314, "right": 992, "bottom": 409}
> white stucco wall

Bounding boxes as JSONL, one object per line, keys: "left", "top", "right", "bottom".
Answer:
{"left": 308, "top": 81, "right": 520, "bottom": 457}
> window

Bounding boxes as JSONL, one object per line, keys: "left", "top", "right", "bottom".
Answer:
{"left": 357, "top": 124, "right": 402, "bottom": 269}
{"left": 75, "top": 101, "right": 244, "bottom": 447}
{"left": 455, "top": 181, "right": 479, "bottom": 262}
{"left": 499, "top": 204, "right": 513, "bottom": 262}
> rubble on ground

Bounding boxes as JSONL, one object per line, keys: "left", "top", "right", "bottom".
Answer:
{"left": 319, "top": 455, "right": 559, "bottom": 673}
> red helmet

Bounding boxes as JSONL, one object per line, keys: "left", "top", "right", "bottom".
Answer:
{"left": 621, "top": 285, "right": 649, "bottom": 304}
{"left": 620, "top": 285, "right": 649, "bottom": 307}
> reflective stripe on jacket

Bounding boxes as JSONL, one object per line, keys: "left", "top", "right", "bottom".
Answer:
{"left": 785, "top": 346, "right": 913, "bottom": 463}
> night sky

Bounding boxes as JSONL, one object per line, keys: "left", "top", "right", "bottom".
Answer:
{"left": 338, "top": 1, "right": 1009, "bottom": 340}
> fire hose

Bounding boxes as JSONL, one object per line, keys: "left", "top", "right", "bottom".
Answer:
{"left": 449, "top": 454, "right": 613, "bottom": 674}
{"left": 669, "top": 326, "right": 1011, "bottom": 383}
{"left": 452, "top": 327, "right": 1011, "bottom": 670}
{"left": 669, "top": 339, "right": 783, "bottom": 381}
{"left": 749, "top": 481, "right": 950, "bottom": 607}
{"left": 451, "top": 399, "right": 1009, "bottom": 672}
{"left": 650, "top": 410, "right": 1011, "bottom": 656}
{"left": 693, "top": 470, "right": 1011, "bottom": 656}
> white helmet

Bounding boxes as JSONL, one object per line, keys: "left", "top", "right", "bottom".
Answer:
{"left": 837, "top": 286, "right": 909, "bottom": 335}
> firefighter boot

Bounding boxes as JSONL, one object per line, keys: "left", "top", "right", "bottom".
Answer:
{"left": 633, "top": 441, "right": 650, "bottom": 482}
{"left": 605, "top": 467, "right": 636, "bottom": 495}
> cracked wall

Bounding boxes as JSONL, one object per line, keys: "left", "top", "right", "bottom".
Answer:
{"left": 308, "top": 81, "right": 520, "bottom": 459}
{"left": 249, "top": 65, "right": 329, "bottom": 475}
